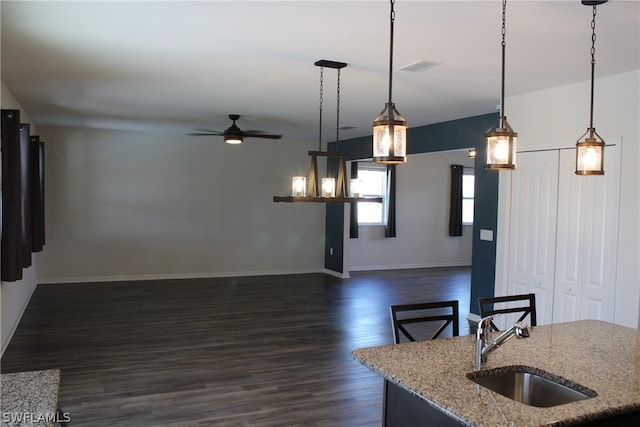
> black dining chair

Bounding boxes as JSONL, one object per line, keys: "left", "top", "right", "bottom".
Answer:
{"left": 383, "top": 300, "right": 459, "bottom": 426}
{"left": 478, "top": 293, "right": 537, "bottom": 332}
{"left": 389, "top": 300, "right": 460, "bottom": 343}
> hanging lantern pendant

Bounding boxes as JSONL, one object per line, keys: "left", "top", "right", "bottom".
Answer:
{"left": 373, "top": 103, "right": 407, "bottom": 164}
{"left": 486, "top": 117, "right": 517, "bottom": 170}
{"left": 486, "top": 0, "right": 517, "bottom": 170}
{"left": 372, "top": 0, "right": 407, "bottom": 165}
{"left": 576, "top": 129, "right": 604, "bottom": 175}
{"left": 575, "top": 1, "right": 607, "bottom": 176}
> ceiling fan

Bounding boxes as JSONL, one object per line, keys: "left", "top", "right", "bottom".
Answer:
{"left": 190, "top": 114, "right": 282, "bottom": 144}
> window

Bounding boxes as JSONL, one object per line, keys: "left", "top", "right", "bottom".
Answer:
{"left": 356, "top": 163, "right": 387, "bottom": 225}
{"left": 462, "top": 171, "right": 474, "bottom": 225}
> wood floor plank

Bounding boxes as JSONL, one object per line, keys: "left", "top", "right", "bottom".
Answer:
{"left": 1, "top": 267, "right": 473, "bottom": 426}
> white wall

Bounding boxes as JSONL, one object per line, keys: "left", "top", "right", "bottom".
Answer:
{"left": 1, "top": 81, "right": 39, "bottom": 355}
{"left": 348, "top": 150, "right": 474, "bottom": 271}
{"left": 498, "top": 70, "right": 640, "bottom": 328}
{"left": 35, "top": 126, "right": 326, "bottom": 283}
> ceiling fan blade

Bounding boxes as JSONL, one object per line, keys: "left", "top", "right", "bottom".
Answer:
{"left": 243, "top": 131, "right": 282, "bottom": 139}
{"left": 188, "top": 129, "right": 224, "bottom": 136}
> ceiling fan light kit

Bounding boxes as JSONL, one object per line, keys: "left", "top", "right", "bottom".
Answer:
{"left": 223, "top": 115, "right": 244, "bottom": 144}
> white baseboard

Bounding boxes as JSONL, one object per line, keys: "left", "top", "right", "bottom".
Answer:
{"left": 323, "top": 268, "right": 350, "bottom": 279}
{"left": 37, "top": 268, "right": 327, "bottom": 285}
{"left": 348, "top": 262, "right": 471, "bottom": 272}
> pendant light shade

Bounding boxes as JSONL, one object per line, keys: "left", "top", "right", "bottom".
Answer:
{"left": 373, "top": 103, "right": 407, "bottom": 164}
{"left": 576, "top": 132, "right": 605, "bottom": 175}
{"left": 373, "top": 0, "right": 407, "bottom": 165}
{"left": 486, "top": 0, "right": 517, "bottom": 171}
{"left": 486, "top": 119, "right": 517, "bottom": 170}
{"left": 575, "top": 0, "right": 607, "bottom": 176}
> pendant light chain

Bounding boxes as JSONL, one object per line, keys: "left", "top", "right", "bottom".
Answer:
{"left": 388, "top": 0, "right": 396, "bottom": 105}
{"left": 318, "top": 67, "right": 324, "bottom": 151}
{"left": 385, "top": 0, "right": 397, "bottom": 150}
{"left": 336, "top": 68, "right": 341, "bottom": 146}
{"left": 502, "top": 0, "right": 506, "bottom": 47}
{"left": 500, "top": 0, "right": 507, "bottom": 126}
{"left": 589, "top": 4, "right": 597, "bottom": 132}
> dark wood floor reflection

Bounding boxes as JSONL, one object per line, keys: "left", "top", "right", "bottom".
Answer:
{"left": 1, "top": 266, "right": 473, "bottom": 426}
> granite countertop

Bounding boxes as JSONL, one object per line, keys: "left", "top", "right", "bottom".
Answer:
{"left": 352, "top": 320, "right": 640, "bottom": 427}
{"left": 0, "top": 369, "right": 61, "bottom": 427}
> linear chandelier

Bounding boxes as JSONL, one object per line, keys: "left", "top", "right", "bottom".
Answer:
{"left": 274, "top": 60, "right": 381, "bottom": 204}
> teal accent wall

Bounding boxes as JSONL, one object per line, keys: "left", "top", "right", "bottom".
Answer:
{"left": 468, "top": 138, "right": 500, "bottom": 317}
{"left": 324, "top": 203, "right": 345, "bottom": 272}
{"left": 324, "top": 156, "right": 345, "bottom": 272}
{"left": 326, "top": 112, "right": 499, "bottom": 315}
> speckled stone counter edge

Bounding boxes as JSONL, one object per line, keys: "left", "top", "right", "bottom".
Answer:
{"left": 1, "top": 369, "right": 60, "bottom": 427}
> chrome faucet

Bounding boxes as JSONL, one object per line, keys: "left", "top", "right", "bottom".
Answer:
{"left": 476, "top": 316, "right": 530, "bottom": 370}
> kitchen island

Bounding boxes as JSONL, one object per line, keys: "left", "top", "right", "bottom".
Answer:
{"left": 352, "top": 320, "right": 640, "bottom": 426}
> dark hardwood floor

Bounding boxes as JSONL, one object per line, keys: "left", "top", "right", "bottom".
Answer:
{"left": 1, "top": 267, "right": 473, "bottom": 426}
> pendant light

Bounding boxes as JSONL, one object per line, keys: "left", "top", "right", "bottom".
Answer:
{"left": 372, "top": 0, "right": 407, "bottom": 165}
{"left": 486, "top": 0, "right": 517, "bottom": 170}
{"left": 575, "top": 0, "right": 607, "bottom": 176}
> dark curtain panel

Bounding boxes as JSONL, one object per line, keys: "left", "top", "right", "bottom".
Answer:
{"left": 449, "top": 164, "right": 463, "bottom": 236}
{"left": 19, "top": 123, "right": 33, "bottom": 268}
{"left": 385, "top": 164, "right": 397, "bottom": 238}
{"left": 349, "top": 162, "right": 358, "bottom": 238}
{"left": 1, "top": 109, "right": 24, "bottom": 281}
{"left": 30, "top": 135, "right": 45, "bottom": 251}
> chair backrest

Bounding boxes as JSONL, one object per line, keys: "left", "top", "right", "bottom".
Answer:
{"left": 390, "top": 300, "right": 459, "bottom": 343}
{"left": 478, "top": 293, "right": 537, "bottom": 331}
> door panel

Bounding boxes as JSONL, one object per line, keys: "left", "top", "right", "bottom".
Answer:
{"left": 507, "top": 150, "right": 559, "bottom": 326}
{"left": 553, "top": 147, "right": 619, "bottom": 323}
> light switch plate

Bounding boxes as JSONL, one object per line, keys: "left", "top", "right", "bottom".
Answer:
{"left": 480, "top": 229, "right": 494, "bottom": 241}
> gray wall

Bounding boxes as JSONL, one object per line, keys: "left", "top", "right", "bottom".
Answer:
{"left": 34, "top": 127, "right": 327, "bottom": 282}
{"left": 348, "top": 150, "right": 474, "bottom": 271}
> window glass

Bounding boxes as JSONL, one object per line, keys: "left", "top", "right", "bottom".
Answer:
{"left": 356, "top": 164, "right": 387, "bottom": 225}
{"left": 462, "top": 173, "right": 475, "bottom": 225}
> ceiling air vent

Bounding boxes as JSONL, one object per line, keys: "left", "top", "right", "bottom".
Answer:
{"left": 399, "top": 60, "right": 440, "bottom": 73}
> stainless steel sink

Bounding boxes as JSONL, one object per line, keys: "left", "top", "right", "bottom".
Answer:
{"left": 466, "top": 365, "right": 597, "bottom": 407}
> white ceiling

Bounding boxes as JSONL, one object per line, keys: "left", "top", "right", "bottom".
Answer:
{"left": 1, "top": 0, "right": 638, "bottom": 143}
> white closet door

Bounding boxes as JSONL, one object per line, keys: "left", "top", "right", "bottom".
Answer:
{"left": 552, "top": 146, "right": 619, "bottom": 323}
{"left": 507, "top": 150, "right": 559, "bottom": 325}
